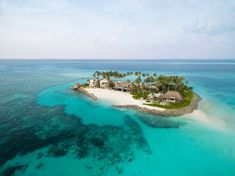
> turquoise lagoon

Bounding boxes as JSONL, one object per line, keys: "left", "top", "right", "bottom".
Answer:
{"left": 0, "top": 59, "right": 235, "bottom": 176}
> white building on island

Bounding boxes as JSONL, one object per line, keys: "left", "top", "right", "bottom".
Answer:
{"left": 147, "top": 93, "right": 162, "bottom": 103}
{"left": 100, "top": 79, "right": 110, "bottom": 89}
{"left": 89, "top": 79, "right": 99, "bottom": 88}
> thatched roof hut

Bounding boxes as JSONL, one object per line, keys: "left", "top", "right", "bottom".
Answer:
{"left": 113, "top": 81, "right": 132, "bottom": 92}
{"left": 162, "top": 91, "right": 183, "bottom": 102}
{"left": 114, "top": 81, "right": 132, "bottom": 88}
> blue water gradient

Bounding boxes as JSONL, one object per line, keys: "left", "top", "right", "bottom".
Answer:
{"left": 0, "top": 59, "right": 235, "bottom": 176}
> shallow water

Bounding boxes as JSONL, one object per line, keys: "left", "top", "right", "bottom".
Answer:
{"left": 0, "top": 59, "right": 235, "bottom": 176}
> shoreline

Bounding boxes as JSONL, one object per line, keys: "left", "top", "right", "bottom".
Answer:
{"left": 76, "top": 87, "right": 200, "bottom": 117}
{"left": 113, "top": 94, "right": 201, "bottom": 116}
{"left": 76, "top": 87, "right": 97, "bottom": 100}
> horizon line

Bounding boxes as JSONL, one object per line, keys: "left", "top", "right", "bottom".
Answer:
{"left": 1, "top": 58, "right": 235, "bottom": 61}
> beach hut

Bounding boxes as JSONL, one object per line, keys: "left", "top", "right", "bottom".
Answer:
{"left": 113, "top": 81, "right": 132, "bottom": 92}
{"left": 162, "top": 91, "right": 183, "bottom": 103}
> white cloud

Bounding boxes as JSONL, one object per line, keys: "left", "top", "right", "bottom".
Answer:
{"left": 0, "top": 0, "right": 235, "bottom": 59}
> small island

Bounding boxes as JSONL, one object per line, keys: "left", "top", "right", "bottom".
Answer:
{"left": 72, "top": 71, "right": 201, "bottom": 116}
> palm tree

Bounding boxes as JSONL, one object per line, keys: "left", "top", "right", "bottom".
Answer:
{"left": 157, "top": 75, "right": 169, "bottom": 93}
{"left": 93, "top": 71, "right": 98, "bottom": 78}
{"left": 135, "top": 76, "right": 142, "bottom": 92}
{"left": 102, "top": 71, "right": 110, "bottom": 80}
{"left": 174, "top": 76, "right": 185, "bottom": 91}
{"left": 144, "top": 76, "right": 155, "bottom": 83}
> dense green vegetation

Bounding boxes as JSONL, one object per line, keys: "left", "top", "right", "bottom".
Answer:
{"left": 131, "top": 74, "right": 193, "bottom": 109}
{"left": 131, "top": 74, "right": 192, "bottom": 95}
{"left": 81, "top": 83, "right": 89, "bottom": 88}
{"left": 93, "top": 71, "right": 133, "bottom": 79}
{"left": 91, "top": 70, "right": 194, "bottom": 109}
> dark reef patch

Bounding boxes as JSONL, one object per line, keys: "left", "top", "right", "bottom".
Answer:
{"left": 3, "top": 164, "right": 28, "bottom": 176}
{"left": 47, "top": 145, "right": 68, "bottom": 157}
{"left": 36, "top": 162, "right": 44, "bottom": 170}
{"left": 90, "top": 138, "right": 105, "bottom": 148}
{"left": 0, "top": 97, "right": 150, "bottom": 175}
{"left": 137, "top": 113, "right": 186, "bottom": 128}
{"left": 37, "top": 152, "right": 44, "bottom": 159}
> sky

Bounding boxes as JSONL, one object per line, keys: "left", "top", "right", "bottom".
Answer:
{"left": 0, "top": 0, "right": 235, "bottom": 59}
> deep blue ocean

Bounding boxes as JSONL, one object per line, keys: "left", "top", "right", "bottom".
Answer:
{"left": 0, "top": 59, "right": 235, "bottom": 176}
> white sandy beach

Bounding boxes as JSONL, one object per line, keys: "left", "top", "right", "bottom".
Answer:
{"left": 85, "top": 88, "right": 165, "bottom": 111}
{"left": 187, "top": 110, "right": 228, "bottom": 131}
{"left": 85, "top": 88, "right": 229, "bottom": 131}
